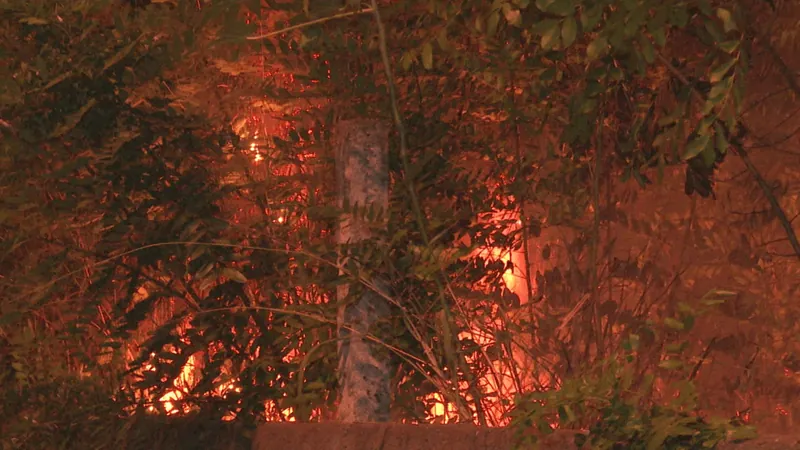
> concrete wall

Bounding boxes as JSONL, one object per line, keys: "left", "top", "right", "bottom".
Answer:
{"left": 251, "top": 423, "right": 799, "bottom": 450}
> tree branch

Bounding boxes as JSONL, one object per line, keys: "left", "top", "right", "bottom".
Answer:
{"left": 247, "top": 8, "right": 373, "bottom": 41}
{"left": 656, "top": 52, "right": 800, "bottom": 259}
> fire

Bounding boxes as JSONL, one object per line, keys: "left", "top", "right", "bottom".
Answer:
{"left": 138, "top": 353, "right": 241, "bottom": 417}
{"left": 249, "top": 141, "right": 263, "bottom": 162}
{"left": 421, "top": 211, "right": 533, "bottom": 425}
{"left": 137, "top": 351, "right": 301, "bottom": 421}
{"left": 130, "top": 93, "right": 537, "bottom": 425}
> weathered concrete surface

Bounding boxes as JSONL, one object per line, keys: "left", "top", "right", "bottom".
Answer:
{"left": 253, "top": 423, "right": 800, "bottom": 450}
{"left": 252, "top": 423, "right": 800, "bottom": 450}
{"left": 252, "top": 423, "right": 530, "bottom": 450}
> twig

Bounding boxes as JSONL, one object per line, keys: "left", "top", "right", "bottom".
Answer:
{"left": 689, "top": 336, "right": 717, "bottom": 381}
{"left": 246, "top": 8, "right": 373, "bottom": 41}
{"left": 656, "top": 52, "right": 800, "bottom": 259}
{"left": 759, "top": 36, "right": 800, "bottom": 97}
{"left": 370, "top": 0, "right": 473, "bottom": 423}
{"left": 590, "top": 103, "right": 604, "bottom": 357}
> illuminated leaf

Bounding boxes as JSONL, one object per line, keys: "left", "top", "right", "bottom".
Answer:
{"left": 541, "top": 20, "right": 561, "bottom": 49}
{"left": 682, "top": 133, "right": 711, "bottom": 160}
{"left": 718, "top": 40, "right": 740, "bottom": 54}
{"left": 221, "top": 268, "right": 248, "bottom": 283}
{"left": 716, "top": 8, "right": 737, "bottom": 33}
{"left": 714, "top": 123, "right": 730, "bottom": 154}
{"left": 503, "top": 4, "right": 522, "bottom": 26}
{"left": 659, "top": 359, "right": 683, "bottom": 370}
{"left": 709, "top": 58, "right": 736, "bottom": 83}
{"left": 19, "top": 17, "right": 48, "bottom": 25}
{"left": 487, "top": 11, "right": 500, "bottom": 36}
{"left": 422, "top": 42, "right": 433, "bottom": 70}
{"left": 400, "top": 51, "right": 414, "bottom": 71}
{"left": 664, "top": 317, "right": 685, "bottom": 330}
{"left": 586, "top": 36, "right": 608, "bottom": 60}
{"left": 436, "top": 28, "right": 450, "bottom": 50}
{"left": 729, "top": 426, "right": 758, "bottom": 441}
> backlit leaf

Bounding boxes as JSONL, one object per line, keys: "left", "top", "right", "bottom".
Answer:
{"left": 541, "top": 20, "right": 561, "bottom": 49}
{"left": 19, "top": 17, "right": 49, "bottom": 25}
{"left": 221, "top": 268, "right": 248, "bottom": 283}
{"left": 716, "top": 8, "right": 737, "bottom": 33}
{"left": 709, "top": 58, "right": 736, "bottom": 83}
{"left": 422, "top": 42, "right": 433, "bottom": 70}
{"left": 664, "top": 317, "right": 685, "bottom": 330}
{"left": 682, "top": 133, "right": 711, "bottom": 160}
{"left": 586, "top": 36, "right": 608, "bottom": 60}
{"left": 659, "top": 359, "right": 683, "bottom": 370}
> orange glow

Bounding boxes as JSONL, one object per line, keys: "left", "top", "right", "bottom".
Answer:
{"left": 422, "top": 210, "right": 533, "bottom": 426}
{"left": 130, "top": 73, "right": 542, "bottom": 425}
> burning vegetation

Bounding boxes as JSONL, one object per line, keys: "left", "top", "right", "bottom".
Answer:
{"left": 2, "top": 0, "right": 800, "bottom": 448}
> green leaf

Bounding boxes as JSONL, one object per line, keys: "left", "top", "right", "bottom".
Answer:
{"left": 716, "top": 8, "right": 737, "bottom": 33}
{"left": 703, "top": 19, "right": 724, "bottom": 43}
{"left": 103, "top": 35, "right": 144, "bottom": 72}
{"left": 708, "top": 76, "right": 732, "bottom": 101}
{"left": 718, "top": 39, "right": 740, "bottom": 54}
{"left": 707, "top": 289, "right": 738, "bottom": 298}
{"left": 639, "top": 34, "right": 655, "bottom": 63}
{"left": 50, "top": 99, "right": 97, "bottom": 138}
{"left": 400, "top": 51, "right": 414, "bottom": 71}
{"left": 628, "top": 333, "right": 640, "bottom": 351}
{"left": 421, "top": 43, "right": 433, "bottom": 70}
{"left": 659, "top": 359, "right": 683, "bottom": 370}
{"left": 221, "top": 268, "right": 248, "bottom": 283}
{"left": 189, "top": 246, "right": 205, "bottom": 261}
{"left": 487, "top": 11, "right": 500, "bottom": 36}
{"left": 436, "top": 28, "right": 450, "bottom": 50}
{"left": 579, "top": 4, "right": 603, "bottom": 30}
{"left": 19, "top": 17, "right": 49, "bottom": 25}
{"left": 503, "top": 4, "right": 523, "bottom": 26}
{"left": 729, "top": 426, "right": 758, "bottom": 441}
{"left": 668, "top": 7, "right": 689, "bottom": 27}
{"left": 547, "top": 0, "right": 575, "bottom": 17}
{"left": 540, "top": 20, "right": 561, "bottom": 49}
{"left": 664, "top": 317, "right": 685, "bottom": 330}
{"left": 682, "top": 133, "right": 711, "bottom": 160}
{"left": 561, "top": 17, "right": 578, "bottom": 47}
{"left": 586, "top": 36, "right": 608, "bottom": 60}
{"left": 709, "top": 58, "right": 737, "bottom": 83}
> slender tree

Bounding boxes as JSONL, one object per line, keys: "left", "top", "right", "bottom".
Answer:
{"left": 334, "top": 119, "right": 392, "bottom": 422}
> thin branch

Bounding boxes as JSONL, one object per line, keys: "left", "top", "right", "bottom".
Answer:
{"left": 656, "top": 52, "right": 800, "bottom": 259}
{"left": 246, "top": 8, "right": 373, "bottom": 41}
{"left": 370, "top": 0, "right": 474, "bottom": 423}
{"left": 689, "top": 336, "right": 717, "bottom": 381}
{"left": 760, "top": 37, "right": 800, "bottom": 97}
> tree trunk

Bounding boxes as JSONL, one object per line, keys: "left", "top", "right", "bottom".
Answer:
{"left": 334, "top": 118, "right": 392, "bottom": 423}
